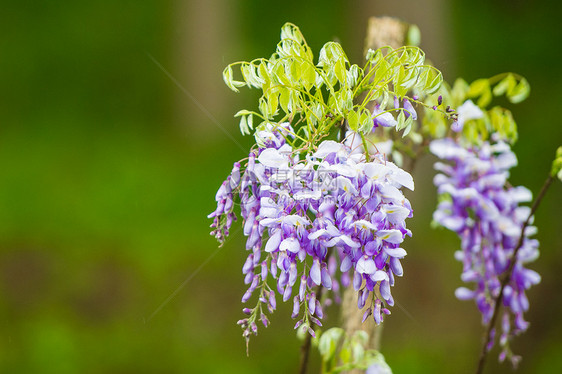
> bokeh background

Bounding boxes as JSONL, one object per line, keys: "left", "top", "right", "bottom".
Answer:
{"left": 1, "top": 0, "right": 561, "bottom": 373}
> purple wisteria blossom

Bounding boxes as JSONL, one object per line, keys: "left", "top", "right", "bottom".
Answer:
{"left": 431, "top": 137, "right": 540, "bottom": 365}
{"left": 209, "top": 123, "right": 415, "bottom": 343}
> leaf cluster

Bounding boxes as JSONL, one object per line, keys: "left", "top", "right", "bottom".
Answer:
{"left": 315, "top": 328, "right": 391, "bottom": 373}
{"left": 223, "top": 23, "right": 448, "bottom": 151}
{"left": 421, "top": 74, "right": 530, "bottom": 144}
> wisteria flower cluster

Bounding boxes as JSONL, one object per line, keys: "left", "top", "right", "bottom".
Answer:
{"left": 430, "top": 137, "right": 540, "bottom": 365}
{"left": 209, "top": 123, "right": 414, "bottom": 344}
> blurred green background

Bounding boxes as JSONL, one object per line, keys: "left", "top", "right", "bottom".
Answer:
{"left": 1, "top": 0, "right": 560, "bottom": 373}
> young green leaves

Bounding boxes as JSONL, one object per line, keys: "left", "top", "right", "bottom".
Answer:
{"left": 222, "top": 23, "right": 450, "bottom": 151}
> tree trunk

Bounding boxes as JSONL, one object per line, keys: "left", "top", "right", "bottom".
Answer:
{"left": 340, "top": 17, "right": 408, "bottom": 373}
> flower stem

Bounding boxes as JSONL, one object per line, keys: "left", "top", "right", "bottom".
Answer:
{"left": 299, "top": 285, "right": 324, "bottom": 374}
{"left": 475, "top": 174, "right": 554, "bottom": 374}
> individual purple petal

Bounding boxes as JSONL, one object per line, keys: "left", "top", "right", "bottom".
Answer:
{"left": 353, "top": 271, "right": 363, "bottom": 291}
{"left": 282, "top": 284, "right": 292, "bottom": 302}
{"left": 340, "top": 255, "right": 352, "bottom": 272}
{"left": 265, "top": 230, "right": 282, "bottom": 252}
{"left": 455, "top": 287, "right": 475, "bottom": 300}
{"left": 389, "top": 257, "right": 403, "bottom": 276}
{"left": 310, "top": 259, "right": 322, "bottom": 286}
{"left": 299, "top": 275, "right": 307, "bottom": 301}
{"left": 292, "top": 296, "right": 300, "bottom": 318}
{"left": 403, "top": 98, "right": 417, "bottom": 120}
{"left": 321, "top": 265, "right": 333, "bottom": 289}
{"left": 308, "top": 293, "right": 316, "bottom": 315}
{"left": 380, "top": 280, "right": 391, "bottom": 300}
{"left": 356, "top": 256, "right": 376, "bottom": 275}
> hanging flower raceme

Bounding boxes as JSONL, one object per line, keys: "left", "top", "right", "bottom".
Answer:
{"left": 430, "top": 138, "right": 540, "bottom": 365}
{"left": 208, "top": 124, "right": 414, "bottom": 345}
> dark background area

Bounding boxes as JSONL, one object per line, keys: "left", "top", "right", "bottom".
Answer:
{"left": 0, "top": 0, "right": 560, "bottom": 373}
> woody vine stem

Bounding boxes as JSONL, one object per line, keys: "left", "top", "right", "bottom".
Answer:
{"left": 476, "top": 174, "right": 554, "bottom": 374}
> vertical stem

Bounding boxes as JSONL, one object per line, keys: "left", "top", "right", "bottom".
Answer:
{"left": 361, "top": 133, "right": 371, "bottom": 160}
{"left": 475, "top": 175, "right": 554, "bottom": 374}
{"left": 299, "top": 332, "right": 313, "bottom": 374}
{"left": 299, "top": 285, "right": 324, "bottom": 374}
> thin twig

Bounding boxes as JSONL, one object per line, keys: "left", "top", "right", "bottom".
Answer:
{"left": 475, "top": 174, "right": 554, "bottom": 374}
{"left": 299, "top": 285, "right": 324, "bottom": 374}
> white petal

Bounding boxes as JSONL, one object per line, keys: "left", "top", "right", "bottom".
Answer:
{"left": 370, "top": 270, "right": 389, "bottom": 282}
{"left": 328, "top": 164, "right": 357, "bottom": 178}
{"left": 265, "top": 230, "right": 282, "bottom": 252}
{"left": 363, "top": 163, "right": 390, "bottom": 180}
{"left": 280, "top": 237, "right": 300, "bottom": 253}
{"left": 258, "top": 148, "right": 288, "bottom": 168}
{"left": 387, "top": 164, "right": 414, "bottom": 190}
{"left": 313, "top": 140, "right": 343, "bottom": 158}
{"left": 429, "top": 138, "right": 467, "bottom": 160}
{"left": 384, "top": 247, "right": 407, "bottom": 258}
{"left": 455, "top": 287, "right": 475, "bottom": 300}
{"left": 308, "top": 229, "right": 327, "bottom": 240}
{"left": 375, "top": 229, "right": 403, "bottom": 244}
{"left": 282, "top": 215, "right": 309, "bottom": 227}
{"left": 356, "top": 257, "right": 376, "bottom": 274}
{"left": 353, "top": 220, "right": 377, "bottom": 231}
{"left": 378, "top": 184, "right": 404, "bottom": 202}
{"left": 510, "top": 186, "right": 532, "bottom": 202}
{"left": 335, "top": 176, "right": 358, "bottom": 194}
{"left": 382, "top": 205, "right": 410, "bottom": 224}
{"left": 457, "top": 100, "right": 484, "bottom": 125}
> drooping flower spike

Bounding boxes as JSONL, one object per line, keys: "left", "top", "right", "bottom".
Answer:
{"left": 209, "top": 123, "right": 414, "bottom": 343}
{"left": 431, "top": 137, "right": 540, "bottom": 365}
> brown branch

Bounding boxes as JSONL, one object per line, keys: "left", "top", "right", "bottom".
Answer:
{"left": 298, "top": 326, "right": 313, "bottom": 374}
{"left": 475, "top": 174, "right": 554, "bottom": 374}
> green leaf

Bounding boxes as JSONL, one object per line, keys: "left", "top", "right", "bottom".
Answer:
{"left": 507, "top": 77, "right": 530, "bottom": 103}
{"left": 406, "top": 24, "right": 421, "bottom": 46}
{"left": 396, "top": 110, "right": 406, "bottom": 130}
{"left": 351, "top": 340, "right": 365, "bottom": 363}
{"left": 267, "top": 90, "right": 279, "bottom": 115}
{"left": 279, "top": 87, "right": 290, "bottom": 113}
{"left": 247, "top": 113, "right": 253, "bottom": 131}
{"left": 238, "top": 115, "right": 249, "bottom": 135}
{"left": 334, "top": 60, "right": 346, "bottom": 85}
{"left": 338, "top": 88, "right": 353, "bottom": 112}
{"left": 451, "top": 78, "right": 469, "bottom": 104}
{"left": 426, "top": 70, "right": 443, "bottom": 94}
{"left": 222, "top": 65, "right": 245, "bottom": 92}
{"left": 467, "top": 78, "right": 490, "bottom": 98}
{"left": 402, "top": 115, "right": 413, "bottom": 137}
{"left": 339, "top": 343, "right": 352, "bottom": 365}
{"left": 477, "top": 88, "right": 492, "bottom": 108}
{"left": 259, "top": 97, "right": 270, "bottom": 119}
{"left": 348, "top": 109, "right": 359, "bottom": 131}
{"left": 552, "top": 146, "right": 562, "bottom": 180}
{"left": 301, "top": 61, "right": 316, "bottom": 91}
{"left": 258, "top": 61, "right": 271, "bottom": 91}
{"left": 234, "top": 109, "right": 252, "bottom": 117}
{"left": 359, "top": 108, "right": 373, "bottom": 133}
{"left": 352, "top": 331, "right": 369, "bottom": 347}
{"left": 318, "top": 328, "right": 344, "bottom": 362}
{"left": 492, "top": 74, "right": 516, "bottom": 96}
